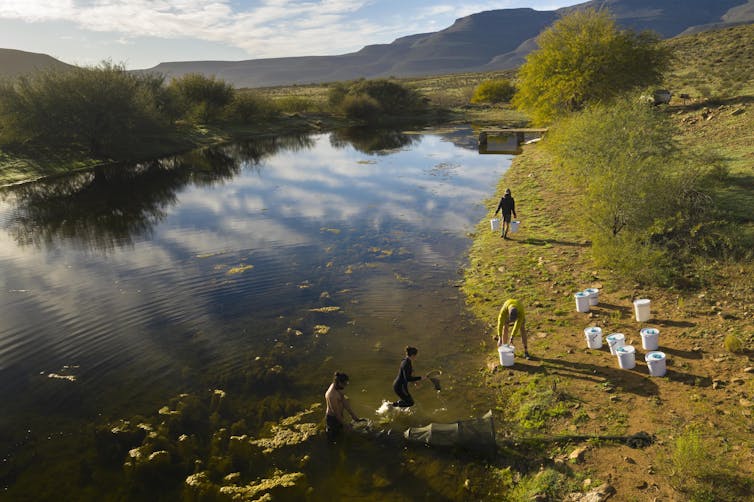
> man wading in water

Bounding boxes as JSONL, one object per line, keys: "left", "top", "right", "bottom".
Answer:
{"left": 324, "top": 372, "right": 361, "bottom": 442}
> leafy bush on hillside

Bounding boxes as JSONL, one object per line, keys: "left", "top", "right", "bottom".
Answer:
{"left": 513, "top": 9, "right": 670, "bottom": 125}
{"left": 545, "top": 96, "right": 731, "bottom": 284}
{"left": 0, "top": 62, "right": 170, "bottom": 157}
{"left": 470, "top": 79, "right": 516, "bottom": 104}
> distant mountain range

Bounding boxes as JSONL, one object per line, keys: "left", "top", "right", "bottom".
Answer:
{"left": 2, "top": 0, "right": 754, "bottom": 87}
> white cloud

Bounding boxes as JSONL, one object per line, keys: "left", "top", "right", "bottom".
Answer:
{"left": 0, "top": 0, "right": 582, "bottom": 63}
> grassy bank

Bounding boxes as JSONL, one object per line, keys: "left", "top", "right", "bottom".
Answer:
{"left": 462, "top": 97, "right": 754, "bottom": 499}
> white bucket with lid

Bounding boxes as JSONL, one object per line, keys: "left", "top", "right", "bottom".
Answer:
{"left": 645, "top": 351, "right": 667, "bottom": 376}
{"left": 490, "top": 218, "right": 501, "bottom": 232}
{"left": 584, "top": 288, "right": 599, "bottom": 306}
{"left": 634, "top": 299, "right": 651, "bottom": 322}
{"left": 584, "top": 327, "right": 603, "bottom": 349}
{"left": 616, "top": 345, "right": 636, "bottom": 369}
{"left": 575, "top": 292, "right": 590, "bottom": 313}
{"left": 498, "top": 344, "right": 515, "bottom": 366}
{"left": 640, "top": 328, "right": 660, "bottom": 350}
{"left": 606, "top": 333, "right": 625, "bottom": 355}
{"left": 509, "top": 220, "right": 520, "bottom": 233}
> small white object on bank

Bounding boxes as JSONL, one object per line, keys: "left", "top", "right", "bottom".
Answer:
{"left": 584, "top": 288, "right": 599, "bottom": 306}
{"left": 498, "top": 344, "right": 515, "bottom": 367}
{"left": 634, "top": 299, "right": 651, "bottom": 322}
{"left": 584, "top": 327, "right": 603, "bottom": 349}
{"left": 645, "top": 351, "right": 667, "bottom": 377}
{"left": 616, "top": 345, "right": 636, "bottom": 369}
{"left": 640, "top": 328, "right": 660, "bottom": 351}
{"left": 606, "top": 333, "right": 626, "bottom": 355}
{"left": 575, "top": 292, "right": 590, "bottom": 313}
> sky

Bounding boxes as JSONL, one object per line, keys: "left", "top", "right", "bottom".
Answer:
{"left": 0, "top": 1, "right": 583, "bottom": 70}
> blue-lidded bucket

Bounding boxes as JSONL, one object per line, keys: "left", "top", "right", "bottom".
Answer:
{"left": 584, "top": 327, "right": 603, "bottom": 349}
{"left": 498, "top": 344, "right": 515, "bottom": 366}
{"left": 645, "top": 351, "right": 666, "bottom": 376}
{"left": 606, "top": 333, "right": 625, "bottom": 355}
{"left": 584, "top": 288, "right": 599, "bottom": 306}
{"left": 575, "top": 292, "right": 590, "bottom": 313}
{"left": 616, "top": 345, "right": 636, "bottom": 369}
{"left": 640, "top": 328, "right": 660, "bottom": 350}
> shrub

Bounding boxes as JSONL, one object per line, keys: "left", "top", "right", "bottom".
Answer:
{"left": 0, "top": 62, "right": 170, "bottom": 156}
{"left": 168, "top": 73, "right": 234, "bottom": 124}
{"left": 340, "top": 94, "right": 381, "bottom": 121}
{"left": 470, "top": 79, "right": 516, "bottom": 104}
{"left": 545, "top": 95, "right": 731, "bottom": 283}
{"left": 327, "top": 79, "right": 428, "bottom": 121}
{"left": 723, "top": 334, "right": 743, "bottom": 353}
{"left": 225, "top": 92, "right": 277, "bottom": 123}
{"left": 513, "top": 9, "right": 670, "bottom": 124}
{"left": 274, "top": 96, "right": 317, "bottom": 114}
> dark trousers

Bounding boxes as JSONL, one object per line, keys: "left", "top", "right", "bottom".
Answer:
{"left": 326, "top": 414, "right": 343, "bottom": 442}
{"left": 392, "top": 383, "right": 414, "bottom": 407}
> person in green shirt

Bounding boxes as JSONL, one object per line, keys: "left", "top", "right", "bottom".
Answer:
{"left": 496, "top": 299, "right": 530, "bottom": 360}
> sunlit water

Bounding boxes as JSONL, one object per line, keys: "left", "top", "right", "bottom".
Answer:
{"left": 0, "top": 127, "right": 510, "bottom": 498}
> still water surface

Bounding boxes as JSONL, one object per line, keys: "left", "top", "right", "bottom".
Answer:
{"left": 0, "top": 127, "right": 510, "bottom": 498}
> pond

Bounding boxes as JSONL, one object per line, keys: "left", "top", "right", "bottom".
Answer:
{"left": 0, "top": 126, "right": 512, "bottom": 500}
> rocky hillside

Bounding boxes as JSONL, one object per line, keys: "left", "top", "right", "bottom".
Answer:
{"left": 144, "top": 0, "right": 754, "bottom": 88}
{"left": 0, "top": 48, "right": 75, "bottom": 80}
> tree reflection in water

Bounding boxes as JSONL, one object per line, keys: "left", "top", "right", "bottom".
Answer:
{"left": 2, "top": 134, "right": 313, "bottom": 252}
{"left": 329, "top": 126, "right": 419, "bottom": 154}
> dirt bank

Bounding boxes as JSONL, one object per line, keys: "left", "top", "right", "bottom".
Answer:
{"left": 463, "top": 139, "right": 754, "bottom": 500}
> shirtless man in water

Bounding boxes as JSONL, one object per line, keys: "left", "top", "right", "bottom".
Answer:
{"left": 324, "top": 372, "right": 361, "bottom": 442}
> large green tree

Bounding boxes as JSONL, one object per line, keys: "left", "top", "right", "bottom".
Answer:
{"left": 512, "top": 9, "right": 671, "bottom": 125}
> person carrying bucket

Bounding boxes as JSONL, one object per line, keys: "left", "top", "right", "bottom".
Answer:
{"left": 494, "top": 188, "right": 517, "bottom": 239}
{"left": 496, "top": 299, "right": 530, "bottom": 360}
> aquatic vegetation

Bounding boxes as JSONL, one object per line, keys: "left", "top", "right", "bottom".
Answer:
{"left": 308, "top": 306, "right": 340, "bottom": 313}
{"left": 313, "top": 325, "right": 330, "bottom": 336}
{"left": 227, "top": 264, "right": 254, "bottom": 275}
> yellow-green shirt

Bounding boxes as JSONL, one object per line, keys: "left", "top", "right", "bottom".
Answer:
{"left": 496, "top": 299, "right": 525, "bottom": 339}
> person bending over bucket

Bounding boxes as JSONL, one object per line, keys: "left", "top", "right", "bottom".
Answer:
{"left": 392, "top": 346, "right": 422, "bottom": 407}
{"left": 325, "top": 372, "right": 361, "bottom": 442}
{"left": 496, "top": 299, "right": 530, "bottom": 360}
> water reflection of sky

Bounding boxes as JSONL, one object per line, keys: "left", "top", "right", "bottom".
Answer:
{"left": 0, "top": 129, "right": 508, "bottom": 416}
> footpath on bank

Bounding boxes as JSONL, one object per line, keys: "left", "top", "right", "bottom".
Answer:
{"left": 463, "top": 140, "right": 754, "bottom": 500}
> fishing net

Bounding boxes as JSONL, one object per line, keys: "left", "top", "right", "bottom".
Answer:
{"left": 403, "top": 410, "right": 495, "bottom": 455}
{"left": 425, "top": 369, "right": 442, "bottom": 391}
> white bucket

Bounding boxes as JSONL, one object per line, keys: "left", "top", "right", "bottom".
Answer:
{"left": 575, "top": 292, "right": 590, "bottom": 313}
{"left": 640, "top": 328, "right": 660, "bottom": 351}
{"left": 509, "top": 220, "right": 520, "bottom": 233}
{"left": 490, "top": 218, "right": 501, "bottom": 232}
{"left": 606, "top": 333, "right": 625, "bottom": 355}
{"left": 584, "top": 288, "right": 599, "bottom": 306}
{"left": 584, "top": 327, "right": 603, "bottom": 349}
{"left": 634, "top": 299, "right": 651, "bottom": 322}
{"left": 645, "top": 351, "right": 667, "bottom": 377}
{"left": 498, "top": 344, "right": 515, "bottom": 366}
{"left": 616, "top": 345, "right": 636, "bottom": 369}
